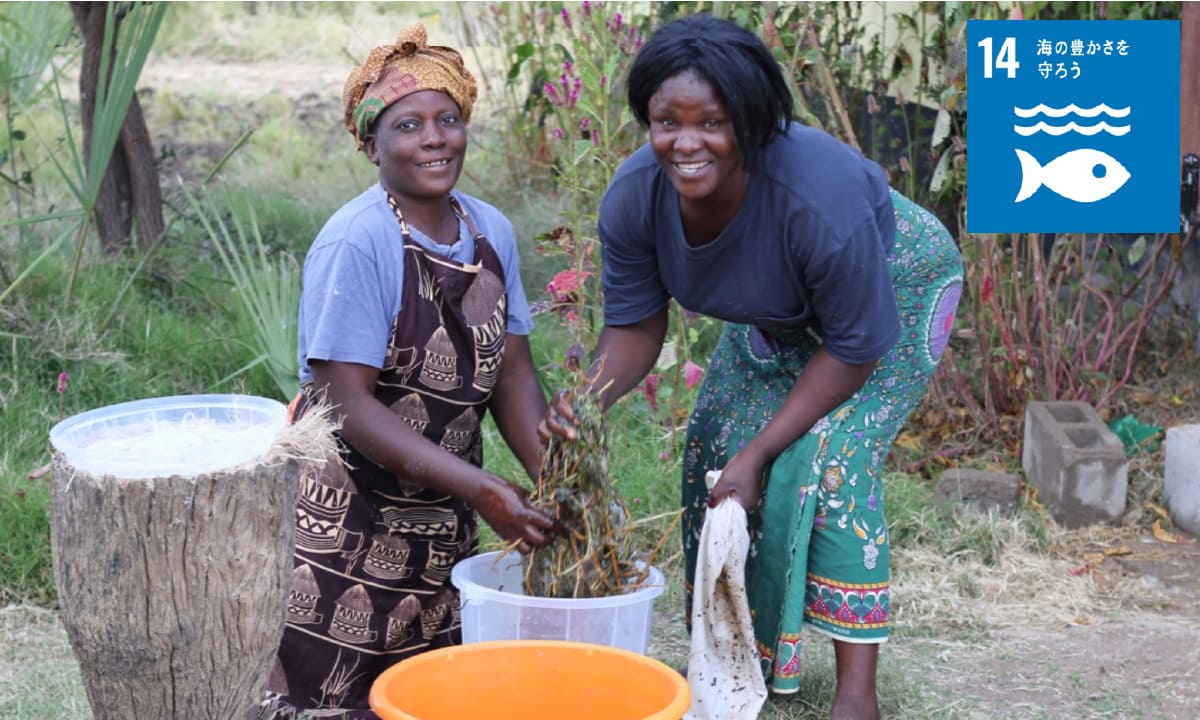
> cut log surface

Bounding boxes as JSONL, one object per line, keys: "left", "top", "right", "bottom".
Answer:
{"left": 50, "top": 456, "right": 300, "bottom": 720}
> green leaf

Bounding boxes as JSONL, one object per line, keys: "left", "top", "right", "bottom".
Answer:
{"left": 1126, "top": 236, "right": 1147, "bottom": 265}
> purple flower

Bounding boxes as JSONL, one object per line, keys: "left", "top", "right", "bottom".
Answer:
{"left": 560, "top": 7, "right": 572, "bottom": 29}
{"left": 580, "top": 117, "right": 590, "bottom": 130}
{"left": 564, "top": 343, "right": 587, "bottom": 370}
{"left": 582, "top": 1, "right": 593, "bottom": 17}
{"left": 56, "top": 372, "right": 69, "bottom": 394}
{"left": 553, "top": 127, "right": 565, "bottom": 139}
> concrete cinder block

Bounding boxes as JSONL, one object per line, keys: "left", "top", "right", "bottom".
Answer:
{"left": 1164, "top": 424, "right": 1200, "bottom": 536}
{"left": 1021, "top": 401, "right": 1128, "bottom": 528}
{"left": 936, "top": 468, "right": 1023, "bottom": 515}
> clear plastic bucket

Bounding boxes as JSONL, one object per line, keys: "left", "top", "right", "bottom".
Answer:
{"left": 48, "top": 394, "right": 287, "bottom": 479}
{"left": 450, "top": 551, "right": 665, "bottom": 654}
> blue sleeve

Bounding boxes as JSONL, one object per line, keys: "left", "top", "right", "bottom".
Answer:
{"left": 599, "top": 179, "right": 670, "bottom": 326}
{"left": 804, "top": 217, "right": 901, "bottom": 364}
{"left": 298, "top": 231, "right": 397, "bottom": 382}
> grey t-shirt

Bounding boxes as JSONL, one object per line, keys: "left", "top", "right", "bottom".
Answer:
{"left": 297, "top": 184, "right": 533, "bottom": 383}
{"left": 599, "top": 122, "right": 900, "bottom": 364}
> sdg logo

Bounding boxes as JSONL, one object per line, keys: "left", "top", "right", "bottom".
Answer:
{"left": 966, "top": 20, "right": 1179, "bottom": 233}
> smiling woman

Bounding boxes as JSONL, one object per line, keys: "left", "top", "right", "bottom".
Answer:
{"left": 260, "top": 23, "right": 556, "bottom": 720}
{"left": 537, "top": 13, "right": 964, "bottom": 720}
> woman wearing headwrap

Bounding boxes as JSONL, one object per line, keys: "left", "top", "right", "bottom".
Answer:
{"left": 260, "top": 25, "right": 556, "bottom": 719}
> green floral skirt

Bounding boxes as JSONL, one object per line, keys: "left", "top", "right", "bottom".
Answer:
{"left": 681, "top": 190, "right": 963, "bottom": 694}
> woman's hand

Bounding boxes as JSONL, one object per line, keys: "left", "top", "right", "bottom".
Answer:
{"left": 536, "top": 390, "right": 579, "bottom": 444}
{"left": 708, "top": 448, "right": 768, "bottom": 511}
{"left": 472, "top": 474, "right": 558, "bottom": 554}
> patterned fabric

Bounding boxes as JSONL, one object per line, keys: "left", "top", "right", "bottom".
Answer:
{"left": 342, "top": 24, "right": 478, "bottom": 149}
{"left": 261, "top": 200, "right": 508, "bottom": 720}
{"left": 681, "top": 190, "right": 963, "bottom": 695}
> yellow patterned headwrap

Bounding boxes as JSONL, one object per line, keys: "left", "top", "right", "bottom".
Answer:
{"left": 342, "top": 24, "right": 477, "bottom": 150}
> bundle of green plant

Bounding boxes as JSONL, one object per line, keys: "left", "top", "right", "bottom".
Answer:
{"left": 522, "top": 389, "right": 641, "bottom": 599}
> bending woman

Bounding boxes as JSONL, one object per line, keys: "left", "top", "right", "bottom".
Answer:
{"left": 540, "top": 14, "right": 962, "bottom": 720}
{"left": 262, "top": 25, "right": 555, "bottom": 719}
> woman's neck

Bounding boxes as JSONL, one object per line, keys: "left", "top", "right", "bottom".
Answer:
{"left": 389, "top": 191, "right": 459, "bottom": 246}
{"left": 678, "top": 169, "right": 751, "bottom": 247}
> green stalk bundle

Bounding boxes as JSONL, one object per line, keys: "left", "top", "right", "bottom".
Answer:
{"left": 522, "top": 392, "right": 637, "bottom": 598}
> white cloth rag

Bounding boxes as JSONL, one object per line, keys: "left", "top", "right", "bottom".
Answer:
{"left": 683, "top": 470, "right": 768, "bottom": 720}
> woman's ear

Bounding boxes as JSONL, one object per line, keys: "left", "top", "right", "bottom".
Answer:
{"left": 364, "top": 135, "right": 380, "bottom": 166}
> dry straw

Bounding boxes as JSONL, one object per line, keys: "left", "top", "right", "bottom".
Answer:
{"left": 520, "top": 380, "right": 677, "bottom": 599}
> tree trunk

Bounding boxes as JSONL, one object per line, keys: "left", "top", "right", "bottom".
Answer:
{"left": 50, "top": 457, "right": 300, "bottom": 720}
{"left": 70, "top": 1, "right": 164, "bottom": 254}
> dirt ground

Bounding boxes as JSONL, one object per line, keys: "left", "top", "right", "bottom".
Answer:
{"left": 10, "top": 55, "right": 1196, "bottom": 720}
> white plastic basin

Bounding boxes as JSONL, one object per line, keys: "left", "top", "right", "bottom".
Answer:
{"left": 49, "top": 394, "right": 287, "bottom": 480}
{"left": 451, "top": 550, "right": 665, "bottom": 655}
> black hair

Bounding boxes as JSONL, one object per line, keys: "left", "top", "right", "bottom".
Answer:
{"left": 626, "top": 14, "right": 794, "bottom": 162}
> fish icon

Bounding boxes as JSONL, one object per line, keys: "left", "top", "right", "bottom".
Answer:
{"left": 1014, "top": 148, "right": 1131, "bottom": 203}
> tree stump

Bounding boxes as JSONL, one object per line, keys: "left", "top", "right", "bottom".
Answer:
{"left": 50, "top": 456, "right": 300, "bottom": 720}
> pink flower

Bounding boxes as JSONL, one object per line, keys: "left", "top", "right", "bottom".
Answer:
{"left": 1009, "top": 4, "right": 1024, "bottom": 19}
{"left": 981, "top": 273, "right": 995, "bottom": 304}
{"left": 640, "top": 373, "right": 661, "bottom": 412}
{"left": 553, "top": 127, "right": 565, "bottom": 139}
{"left": 546, "top": 269, "right": 593, "bottom": 303}
{"left": 56, "top": 372, "right": 69, "bottom": 394}
{"left": 579, "top": 117, "right": 590, "bottom": 130}
{"left": 684, "top": 361, "right": 705, "bottom": 390}
{"left": 561, "top": 7, "right": 572, "bottom": 28}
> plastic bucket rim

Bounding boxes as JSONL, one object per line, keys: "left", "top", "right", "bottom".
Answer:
{"left": 450, "top": 551, "right": 666, "bottom": 609}
{"left": 48, "top": 394, "right": 287, "bottom": 477}
{"left": 49, "top": 393, "right": 286, "bottom": 453}
{"left": 368, "top": 639, "right": 691, "bottom": 720}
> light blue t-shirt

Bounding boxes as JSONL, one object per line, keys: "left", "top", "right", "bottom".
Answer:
{"left": 297, "top": 184, "right": 534, "bottom": 383}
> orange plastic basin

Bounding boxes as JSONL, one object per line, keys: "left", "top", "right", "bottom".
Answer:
{"left": 369, "top": 640, "right": 691, "bottom": 720}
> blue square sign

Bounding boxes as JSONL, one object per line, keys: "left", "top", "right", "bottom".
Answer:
{"left": 967, "top": 20, "right": 1179, "bottom": 233}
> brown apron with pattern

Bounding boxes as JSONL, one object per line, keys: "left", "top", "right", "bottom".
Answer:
{"left": 260, "top": 196, "right": 510, "bottom": 720}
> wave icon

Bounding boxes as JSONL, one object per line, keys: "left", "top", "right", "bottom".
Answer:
{"left": 1013, "top": 121, "right": 1131, "bottom": 137}
{"left": 1012, "top": 103, "right": 1131, "bottom": 119}
{"left": 1014, "top": 148, "right": 1130, "bottom": 203}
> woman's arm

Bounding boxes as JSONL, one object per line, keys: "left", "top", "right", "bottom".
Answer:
{"left": 538, "top": 305, "right": 669, "bottom": 442}
{"left": 708, "top": 346, "right": 877, "bottom": 509}
{"left": 311, "top": 359, "right": 556, "bottom": 552}
{"left": 488, "top": 333, "right": 548, "bottom": 482}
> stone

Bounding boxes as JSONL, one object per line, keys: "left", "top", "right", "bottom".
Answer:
{"left": 1021, "top": 401, "right": 1128, "bottom": 528}
{"left": 935, "top": 468, "right": 1023, "bottom": 514}
{"left": 1164, "top": 423, "right": 1200, "bottom": 536}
